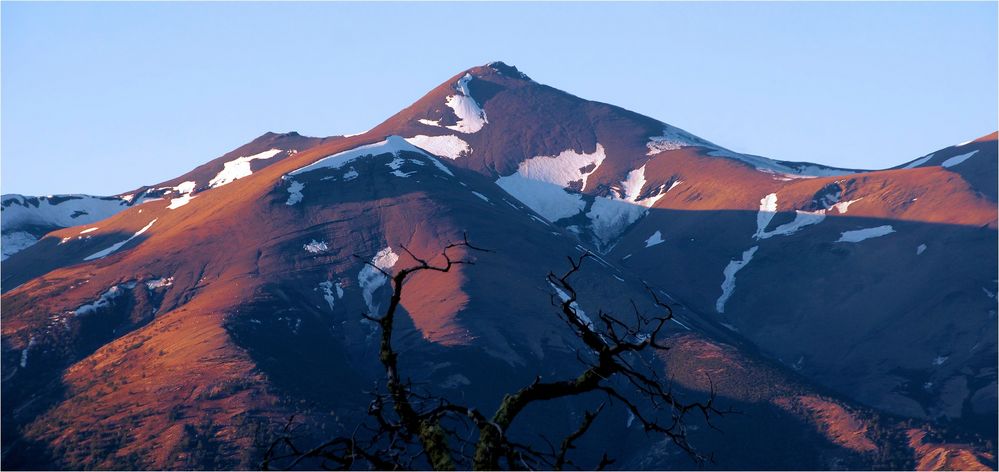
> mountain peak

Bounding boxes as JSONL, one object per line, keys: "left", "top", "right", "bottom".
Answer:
{"left": 483, "top": 61, "right": 531, "bottom": 80}
{"left": 456, "top": 61, "right": 531, "bottom": 82}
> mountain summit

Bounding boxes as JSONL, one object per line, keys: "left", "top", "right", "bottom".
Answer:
{"left": 2, "top": 63, "right": 996, "bottom": 470}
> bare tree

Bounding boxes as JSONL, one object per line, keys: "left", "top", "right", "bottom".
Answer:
{"left": 263, "top": 236, "right": 724, "bottom": 470}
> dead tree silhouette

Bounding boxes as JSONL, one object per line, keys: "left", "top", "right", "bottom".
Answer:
{"left": 263, "top": 235, "right": 725, "bottom": 470}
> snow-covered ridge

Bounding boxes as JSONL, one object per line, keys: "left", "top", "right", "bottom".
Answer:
{"left": 646, "top": 125, "right": 717, "bottom": 155}
{"left": 2, "top": 232, "right": 38, "bottom": 260}
{"left": 2, "top": 194, "right": 131, "bottom": 229}
{"left": 646, "top": 125, "right": 856, "bottom": 179}
{"left": 282, "top": 136, "right": 455, "bottom": 206}
{"left": 1, "top": 193, "right": 149, "bottom": 260}
{"left": 290, "top": 136, "right": 435, "bottom": 176}
{"left": 209, "top": 149, "right": 284, "bottom": 188}
{"left": 404, "top": 135, "right": 471, "bottom": 160}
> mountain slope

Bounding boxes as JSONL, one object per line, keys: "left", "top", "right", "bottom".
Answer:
{"left": 1, "top": 131, "right": 329, "bottom": 263}
{"left": 2, "top": 62, "right": 995, "bottom": 470}
{"left": 357, "top": 61, "right": 997, "bottom": 432}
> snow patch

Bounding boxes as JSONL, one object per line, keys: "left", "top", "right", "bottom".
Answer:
{"left": 716, "top": 246, "right": 758, "bottom": 313}
{"left": 74, "top": 282, "right": 136, "bottom": 316}
{"left": 586, "top": 166, "right": 674, "bottom": 246}
{"left": 358, "top": 247, "right": 399, "bottom": 315}
{"left": 343, "top": 168, "right": 359, "bottom": 181}
{"left": 319, "top": 280, "right": 343, "bottom": 310}
{"left": 84, "top": 219, "right": 157, "bottom": 261}
{"left": 646, "top": 125, "right": 714, "bottom": 155}
{"left": 471, "top": 191, "right": 490, "bottom": 202}
{"left": 404, "top": 135, "right": 471, "bottom": 160}
{"left": 19, "top": 336, "right": 36, "bottom": 368}
{"left": 444, "top": 73, "right": 488, "bottom": 134}
{"left": 2, "top": 231, "right": 38, "bottom": 260}
{"left": 166, "top": 181, "right": 197, "bottom": 209}
{"left": 1, "top": 194, "right": 131, "bottom": 229}
{"left": 830, "top": 198, "right": 861, "bottom": 214}
{"left": 549, "top": 281, "right": 595, "bottom": 331}
{"left": 902, "top": 154, "right": 934, "bottom": 169}
{"left": 209, "top": 149, "right": 283, "bottom": 188}
{"left": 285, "top": 180, "right": 305, "bottom": 205}
{"left": 1, "top": 194, "right": 135, "bottom": 257}
{"left": 510, "top": 145, "right": 607, "bottom": 191}
{"left": 387, "top": 157, "right": 416, "bottom": 178}
{"left": 916, "top": 243, "right": 927, "bottom": 255}
{"left": 757, "top": 210, "right": 826, "bottom": 240}
{"left": 80, "top": 227, "right": 98, "bottom": 234}
{"left": 645, "top": 230, "right": 664, "bottom": 248}
{"left": 145, "top": 277, "right": 174, "bottom": 290}
{"left": 587, "top": 197, "right": 649, "bottom": 246}
{"left": 418, "top": 118, "right": 441, "bottom": 127}
{"left": 941, "top": 150, "right": 979, "bottom": 168}
{"left": 496, "top": 175, "right": 585, "bottom": 222}
{"left": 496, "top": 144, "right": 623, "bottom": 234}
{"left": 754, "top": 193, "right": 779, "bottom": 239}
{"left": 303, "top": 240, "right": 329, "bottom": 254}
{"left": 836, "top": 225, "right": 895, "bottom": 243}
{"left": 619, "top": 166, "right": 647, "bottom": 201}
{"left": 671, "top": 318, "right": 692, "bottom": 331}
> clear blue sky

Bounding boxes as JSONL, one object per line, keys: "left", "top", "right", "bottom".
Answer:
{"left": 3, "top": 2, "right": 996, "bottom": 195}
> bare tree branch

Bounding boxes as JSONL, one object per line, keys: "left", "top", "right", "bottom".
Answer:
{"left": 265, "top": 247, "right": 724, "bottom": 471}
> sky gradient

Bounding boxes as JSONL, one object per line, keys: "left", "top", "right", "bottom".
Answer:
{"left": 3, "top": 2, "right": 997, "bottom": 195}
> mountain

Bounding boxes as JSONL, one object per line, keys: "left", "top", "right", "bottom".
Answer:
{"left": 2, "top": 62, "right": 995, "bottom": 470}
